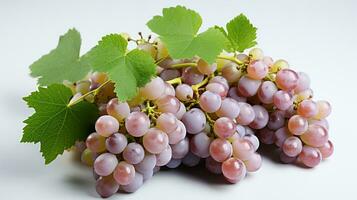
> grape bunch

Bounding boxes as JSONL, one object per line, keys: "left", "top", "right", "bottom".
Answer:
{"left": 68, "top": 40, "right": 333, "bottom": 198}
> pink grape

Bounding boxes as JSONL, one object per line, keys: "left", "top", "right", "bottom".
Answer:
{"left": 309, "top": 118, "right": 329, "bottom": 131}
{"left": 268, "top": 110, "right": 285, "bottom": 130}
{"left": 106, "top": 98, "right": 130, "bottom": 121}
{"left": 257, "top": 81, "right": 278, "bottom": 104}
{"left": 175, "top": 84, "right": 193, "bottom": 101}
{"left": 263, "top": 56, "right": 273, "bottom": 67}
{"left": 156, "top": 113, "right": 178, "bottom": 134}
{"left": 190, "top": 132, "right": 212, "bottom": 158}
{"left": 214, "top": 117, "right": 236, "bottom": 138}
{"left": 95, "top": 176, "right": 119, "bottom": 198}
{"left": 205, "top": 83, "right": 228, "bottom": 98}
{"left": 209, "top": 138, "right": 232, "bottom": 162}
{"left": 222, "top": 157, "right": 247, "bottom": 181}
{"left": 298, "top": 146, "right": 322, "bottom": 168}
{"left": 171, "top": 137, "right": 189, "bottom": 159}
{"left": 237, "top": 76, "right": 261, "bottom": 97}
{"left": 199, "top": 91, "right": 222, "bottom": 113}
{"left": 182, "top": 152, "right": 201, "bottom": 167}
{"left": 222, "top": 62, "right": 241, "bottom": 84}
{"left": 125, "top": 112, "right": 150, "bottom": 137}
{"left": 318, "top": 140, "right": 334, "bottom": 159}
{"left": 247, "top": 60, "right": 268, "bottom": 80}
{"left": 95, "top": 115, "right": 119, "bottom": 137}
{"left": 294, "top": 72, "right": 310, "bottom": 93}
{"left": 113, "top": 161, "right": 135, "bottom": 185}
{"left": 123, "top": 143, "right": 145, "bottom": 165}
{"left": 236, "top": 102, "right": 255, "bottom": 125}
{"left": 121, "top": 172, "right": 143, "bottom": 193}
{"left": 232, "top": 138, "right": 255, "bottom": 160}
{"left": 160, "top": 69, "right": 181, "bottom": 81}
{"left": 314, "top": 100, "right": 332, "bottom": 119}
{"left": 163, "top": 82, "right": 176, "bottom": 96}
{"left": 156, "top": 145, "right": 172, "bottom": 166}
{"left": 181, "top": 108, "right": 206, "bottom": 134}
{"left": 143, "top": 128, "right": 169, "bottom": 154}
{"left": 300, "top": 124, "right": 329, "bottom": 147}
{"left": 282, "top": 136, "right": 303, "bottom": 157}
{"left": 140, "top": 77, "right": 165, "bottom": 100}
{"left": 244, "top": 153, "right": 262, "bottom": 172}
{"left": 249, "top": 105, "right": 269, "bottom": 129}
{"left": 86, "top": 132, "right": 106, "bottom": 153}
{"left": 134, "top": 153, "right": 157, "bottom": 173}
{"left": 197, "top": 59, "right": 217, "bottom": 75}
{"left": 94, "top": 153, "right": 118, "bottom": 176}
{"left": 275, "top": 69, "right": 299, "bottom": 91}
{"left": 167, "top": 120, "right": 186, "bottom": 144}
{"left": 166, "top": 159, "right": 182, "bottom": 168}
{"left": 228, "top": 87, "right": 247, "bottom": 102}
{"left": 280, "top": 152, "right": 297, "bottom": 164}
{"left": 258, "top": 128, "right": 276, "bottom": 145}
{"left": 181, "top": 67, "right": 204, "bottom": 85}
{"left": 175, "top": 102, "right": 186, "bottom": 120}
{"left": 275, "top": 127, "right": 291, "bottom": 147}
{"left": 243, "top": 134, "right": 260, "bottom": 151}
{"left": 156, "top": 95, "right": 181, "bottom": 114}
{"left": 216, "top": 98, "right": 240, "bottom": 119}
{"left": 273, "top": 90, "right": 293, "bottom": 110}
{"left": 105, "top": 133, "right": 127, "bottom": 154}
{"left": 297, "top": 100, "right": 318, "bottom": 118}
{"left": 288, "top": 115, "right": 308, "bottom": 135}
{"left": 209, "top": 76, "right": 229, "bottom": 91}
{"left": 205, "top": 156, "right": 222, "bottom": 174}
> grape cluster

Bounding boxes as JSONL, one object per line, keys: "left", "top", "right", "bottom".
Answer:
{"left": 71, "top": 41, "right": 333, "bottom": 198}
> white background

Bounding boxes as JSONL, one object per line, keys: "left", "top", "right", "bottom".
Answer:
{"left": 0, "top": 0, "right": 356, "bottom": 199}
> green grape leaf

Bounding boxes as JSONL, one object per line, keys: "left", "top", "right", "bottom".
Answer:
{"left": 81, "top": 34, "right": 156, "bottom": 101}
{"left": 30, "top": 29, "right": 90, "bottom": 85}
{"left": 22, "top": 84, "right": 98, "bottom": 164}
{"left": 225, "top": 14, "right": 257, "bottom": 52}
{"left": 147, "top": 6, "right": 226, "bottom": 63}
{"left": 214, "top": 25, "right": 234, "bottom": 53}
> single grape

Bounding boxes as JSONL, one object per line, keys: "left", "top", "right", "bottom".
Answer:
{"left": 113, "top": 161, "right": 135, "bottom": 185}
{"left": 249, "top": 48, "right": 264, "bottom": 60}
{"left": 156, "top": 113, "right": 178, "bottom": 134}
{"left": 216, "top": 98, "right": 240, "bottom": 119}
{"left": 95, "top": 176, "right": 119, "bottom": 198}
{"left": 171, "top": 137, "right": 189, "bottom": 159}
{"left": 279, "top": 152, "right": 297, "bottom": 164}
{"left": 125, "top": 112, "right": 150, "bottom": 137}
{"left": 275, "top": 69, "right": 298, "bottom": 91}
{"left": 300, "top": 124, "right": 329, "bottom": 147}
{"left": 166, "top": 159, "right": 182, "bottom": 169}
{"left": 273, "top": 90, "right": 293, "bottom": 110}
{"left": 167, "top": 120, "right": 186, "bottom": 144}
{"left": 314, "top": 100, "right": 331, "bottom": 119}
{"left": 197, "top": 59, "right": 217, "bottom": 75}
{"left": 181, "top": 67, "right": 204, "bottom": 85}
{"left": 205, "top": 156, "right": 222, "bottom": 174}
{"left": 90, "top": 72, "right": 108, "bottom": 84}
{"left": 249, "top": 105, "right": 269, "bottom": 129}
{"left": 134, "top": 153, "right": 157, "bottom": 173}
{"left": 263, "top": 56, "right": 273, "bottom": 67}
{"left": 237, "top": 76, "right": 262, "bottom": 97}
{"left": 236, "top": 124, "right": 246, "bottom": 138}
{"left": 222, "top": 157, "right": 247, "bottom": 181}
{"left": 209, "top": 76, "right": 229, "bottom": 90}
{"left": 294, "top": 89, "right": 313, "bottom": 103}
{"left": 199, "top": 91, "right": 222, "bottom": 113}
{"left": 160, "top": 69, "right": 181, "bottom": 81}
{"left": 222, "top": 62, "right": 241, "bottom": 84}
{"left": 244, "top": 153, "right": 262, "bottom": 172}
{"left": 288, "top": 115, "right": 308, "bottom": 135}
{"left": 298, "top": 146, "right": 322, "bottom": 168}
{"left": 106, "top": 98, "right": 130, "bottom": 121}
{"left": 141, "top": 169, "right": 154, "bottom": 182}
{"left": 294, "top": 72, "right": 310, "bottom": 93}
{"left": 156, "top": 95, "right": 181, "bottom": 114}
{"left": 95, "top": 115, "right": 120, "bottom": 137}
{"left": 175, "top": 84, "right": 193, "bottom": 101}
{"left": 156, "top": 145, "right": 172, "bottom": 166}
{"left": 318, "top": 140, "right": 334, "bottom": 159}
{"left": 275, "top": 127, "right": 291, "bottom": 147}
{"left": 143, "top": 128, "right": 169, "bottom": 154}
{"left": 190, "top": 132, "right": 212, "bottom": 158}
{"left": 139, "top": 77, "right": 165, "bottom": 100}
{"left": 243, "top": 134, "right": 260, "bottom": 151}
{"left": 228, "top": 87, "right": 247, "bottom": 102}
{"left": 236, "top": 54, "right": 249, "bottom": 63}
{"left": 282, "top": 136, "right": 303, "bottom": 157}
{"left": 297, "top": 100, "right": 318, "bottom": 118}
{"left": 258, "top": 128, "right": 276, "bottom": 145}
{"left": 232, "top": 138, "right": 255, "bottom": 161}
{"left": 94, "top": 153, "right": 118, "bottom": 176}
{"left": 247, "top": 60, "right": 268, "bottom": 80}
{"left": 86, "top": 132, "right": 106, "bottom": 153}
{"left": 309, "top": 118, "right": 329, "bottom": 131}
{"left": 268, "top": 110, "right": 285, "bottom": 130}
{"left": 257, "top": 81, "right": 278, "bottom": 104}
{"left": 181, "top": 108, "right": 206, "bottom": 134}
{"left": 214, "top": 117, "right": 236, "bottom": 139}
{"left": 121, "top": 172, "right": 143, "bottom": 193}
{"left": 75, "top": 80, "right": 91, "bottom": 94}
{"left": 205, "top": 83, "right": 228, "bottom": 98}
{"left": 175, "top": 102, "right": 186, "bottom": 120}
{"left": 182, "top": 152, "right": 201, "bottom": 167}
{"left": 137, "top": 43, "right": 157, "bottom": 58}
{"left": 236, "top": 102, "right": 256, "bottom": 125}
{"left": 209, "top": 138, "right": 232, "bottom": 162}
{"left": 105, "top": 133, "right": 128, "bottom": 154}
{"left": 270, "top": 59, "right": 289, "bottom": 72}
{"left": 123, "top": 143, "right": 145, "bottom": 165}
{"left": 163, "top": 82, "right": 176, "bottom": 96}
{"left": 81, "top": 148, "right": 97, "bottom": 166}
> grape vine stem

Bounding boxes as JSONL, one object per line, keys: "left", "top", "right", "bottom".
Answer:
{"left": 217, "top": 55, "right": 243, "bottom": 65}
{"left": 171, "top": 62, "right": 197, "bottom": 68}
{"left": 67, "top": 80, "right": 111, "bottom": 107}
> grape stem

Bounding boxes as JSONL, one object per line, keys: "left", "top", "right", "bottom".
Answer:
{"left": 166, "top": 77, "right": 182, "bottom": 85}
{"left": 217, "top": 55, "right": 243, "bottom": 65}
{"left": 67, "top": 80, "right": 111, "bottom": 107}
{"left": 171, "top": 62, "right": 197, "bottom": 68}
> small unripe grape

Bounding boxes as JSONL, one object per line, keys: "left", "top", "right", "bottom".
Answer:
{"left": 314, "top": 100, "right": 332, "bottom": 119}
{"left": 270, "top": 59, "right": 289, "bottom": 72}
{"left": 249, "top": 48, "right": 264, "bottom": 60}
